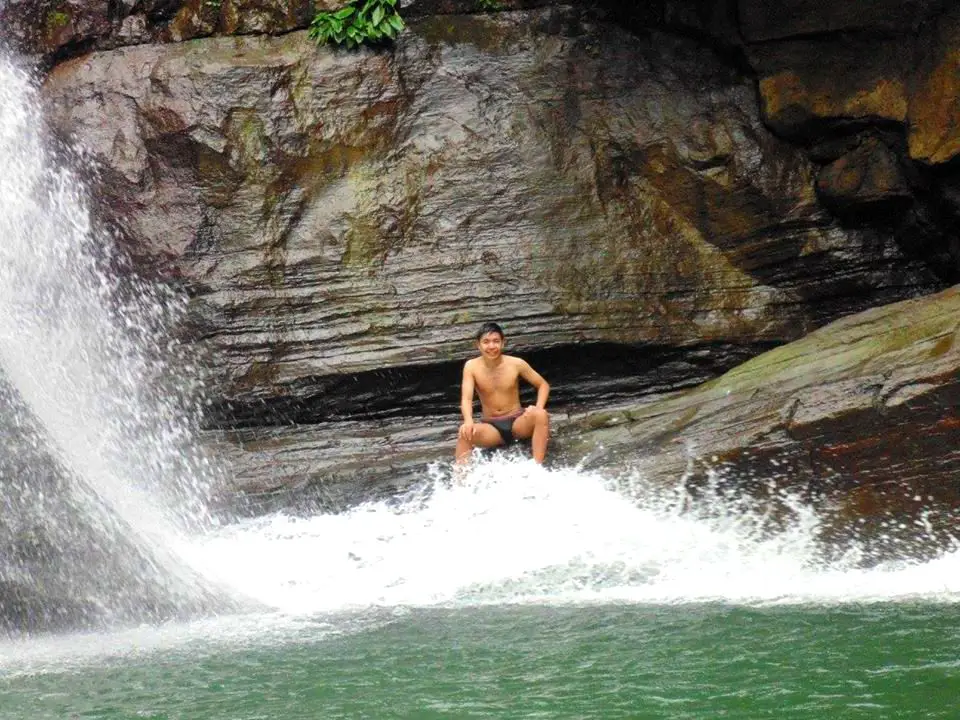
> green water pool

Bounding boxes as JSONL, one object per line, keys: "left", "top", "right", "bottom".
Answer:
{"left": 3, "top": 602, "right": 959, "bottom": 719}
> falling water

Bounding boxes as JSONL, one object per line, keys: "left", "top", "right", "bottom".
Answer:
{"left": 0, "top": 54, "right": 228, "bottom": 631}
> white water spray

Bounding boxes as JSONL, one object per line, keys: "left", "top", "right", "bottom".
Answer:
{"left": 6, "top": 454, "right": 960, "bottom": 673}
{"left": 184, "top": 455, "right": 960, "bottom": 614}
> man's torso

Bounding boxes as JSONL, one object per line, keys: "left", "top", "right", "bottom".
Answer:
{"left": 469, "top": 355, "right": 522, "bottom": 418}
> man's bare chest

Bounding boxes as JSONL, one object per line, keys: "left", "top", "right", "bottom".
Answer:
{"left": 474, "top": 365, "right": 519, "bottom": 393}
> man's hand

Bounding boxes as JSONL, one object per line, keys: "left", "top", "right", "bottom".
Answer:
{"left": 458, "top": 420, "right": 476, "bottom": 440}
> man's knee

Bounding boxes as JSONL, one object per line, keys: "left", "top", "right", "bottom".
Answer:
{"left": 456, "top": 425, "right": 473, "bottom": 447}
{"left": 530, "top": 407, "right": 549, "bottom": 425}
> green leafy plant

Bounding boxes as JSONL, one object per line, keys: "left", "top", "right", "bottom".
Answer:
{"left": 309, "top": 0, "right": 405, "bottom": 48}
{"left": 46, "top": 9, "right": 72, "bottom": 30}
{"left": 477, "top": 0, "right": 504, "bottom": 9}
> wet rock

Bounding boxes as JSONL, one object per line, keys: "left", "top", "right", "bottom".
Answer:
{"left": 0, "top": 581, "right": 98, "bottom": 637}
{"left": 41, "top": 8, "right": 940, "bottom": 429}
{"left": 815, "top": 134, "right": 913, "bottom": 219}
{"left": 0, "top": 0, "right": 168, "bottom": 62}
{"left": 740, "top": 1, "right": 960, "bottom": 280}
{"left": 593, "top": 0, "right": 742, "bottom": 53}
{"left": 164, "top": 0, "right": 317, "bottom": 43}
{"left": 0, "top": 0, "right": 352, "bottom": 61}
{"left": 907, "top": 4, "right": 960, "bottom": 166}
{"left": 0, "top": 0, "right": 117, "bottom": 62}
{"left": 738, "top": 0, "right": 944, "bottom": 42}
{"left": 208, "top": 419, "right": 452, "bottom": 515}
{"left": 746, "top": 1, "right": 949, "bottom": 150}
{"left": 756, "top": 46, "right": 910, "bottom": 143}
{"left": 0, "top": 0, "right": 566, "bottom": 65}
{"left": 591, "top": 3, "right": 960, "bottom": 272}
{"left": 568, "top": 284, "right": 960, "bottom": 560}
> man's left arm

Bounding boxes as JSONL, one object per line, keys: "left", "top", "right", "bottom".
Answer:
{"left": 518, "top": 360, "right": 550, "bottom": 409}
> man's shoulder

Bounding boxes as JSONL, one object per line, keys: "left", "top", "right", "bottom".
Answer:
{"left": 502, "top": 354, "right": 528, "bottom": 367}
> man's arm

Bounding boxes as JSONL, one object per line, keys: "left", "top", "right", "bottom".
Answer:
{"left": 460, "top": 361, "right": 476, "bottom": 422}
{"left": 518, "top": 360, "right": 550, "bottom": 409}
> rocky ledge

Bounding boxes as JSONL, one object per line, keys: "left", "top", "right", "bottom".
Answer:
{"left": 575, "top": 283, "right": 960, "bottom": 560}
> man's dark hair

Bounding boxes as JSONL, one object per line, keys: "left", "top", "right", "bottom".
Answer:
{"left": 476, "top": 321, "right": 505, "bottom": 341}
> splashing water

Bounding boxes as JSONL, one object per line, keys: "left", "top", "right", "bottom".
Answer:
{"left": 0, "top": 56, "right": 224, "bottom": 621}
{"left": 182, "top": 454, "right": 960, "bottom": 615}
{"left": 5, "top": 453, "right": 960, "bottom": 673}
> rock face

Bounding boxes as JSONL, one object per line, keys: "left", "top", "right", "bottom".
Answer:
{"left": 741, "top": 0, "right": 960, "bottom": 278}
{"left": 0, "top": 0, "right": 561, "bottom": 65}
{"left": 41, "top": 8, "right": 940, "bottom": 430}
{"left": 600, "top": 0, "right": 960, "bottom": 280}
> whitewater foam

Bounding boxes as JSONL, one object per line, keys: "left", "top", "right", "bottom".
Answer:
{"left": 183, "top": 454, "right": 960, "bottom": 612}
{"left": 4, "top": 454, "right": 960, "bottom": 675}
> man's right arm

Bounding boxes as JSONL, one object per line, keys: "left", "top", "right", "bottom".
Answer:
{"left": 460, "top": 361, "right": 476, "bottom": 423}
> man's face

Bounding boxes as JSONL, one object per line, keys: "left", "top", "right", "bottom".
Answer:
{"left": 478, "top": 331, "right": 504, "bottom": 359}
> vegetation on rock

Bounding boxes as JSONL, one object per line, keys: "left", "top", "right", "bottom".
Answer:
{"left": 309, "top": 0, "right": 404, "bottom": 48}
{"left": 45, "top": 9, "right": 71, "bottom": 29}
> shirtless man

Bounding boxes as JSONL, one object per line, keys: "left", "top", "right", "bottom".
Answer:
{"left": 455, "top": 322, "right": 551, "bottom": 464}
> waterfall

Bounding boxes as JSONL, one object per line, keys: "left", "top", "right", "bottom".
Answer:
{"left": 0, "top": 53, "right": 231, "bottom": 634}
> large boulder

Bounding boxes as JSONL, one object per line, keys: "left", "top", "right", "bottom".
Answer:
{"left": 41, "top": 7, "right": 940, "bottom": 429}
{"left": 569, "top": 283, "right": 960, "bottom": 559}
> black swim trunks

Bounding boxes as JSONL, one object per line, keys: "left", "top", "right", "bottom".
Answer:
{"left": 485, "top": 410, "right": 524, "bottom": 446}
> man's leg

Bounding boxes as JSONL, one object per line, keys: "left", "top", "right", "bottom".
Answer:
{"left": 511, "top": 408, "right": 549, "bottom": 463}
{"left": 455, "top": 423, "right": 504, "bottom": 463}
